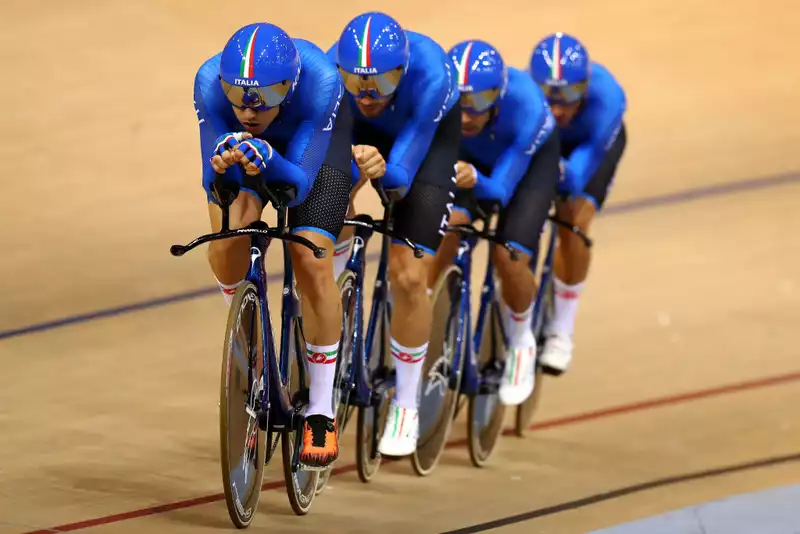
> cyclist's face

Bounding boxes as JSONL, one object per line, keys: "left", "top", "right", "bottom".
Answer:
{"left": 550, "top": 101, "right": 581, "bottom": 128}
{"left": 355, "top": 95, "right": 391, "bottom": 118}
{"left": 232, "top": 105, "right": 280, "bottom": 135}
{"left": 461, "top": 109, "right": 491, "bottom": 137}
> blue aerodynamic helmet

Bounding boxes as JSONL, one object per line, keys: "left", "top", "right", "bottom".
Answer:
{"left": 219, "top": 22, "right": 300, "bottom": 110}
{"left": 449, "top": 39, "right": 508, "bottom": 113}
{"left": 530, "top": 32, "right": 590, "bottom": 104}
{"left": 336, "top": 12, "right": 410, "bottom": 99}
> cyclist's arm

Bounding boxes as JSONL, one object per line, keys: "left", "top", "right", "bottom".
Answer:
{"left": 267, "top": 78, "right": 343, "bottom": 206}
{"left": 472, "top": 166, "right": 504, "bottom": 203}
{"left": 193, "top": 69, "right": 245, "bottom": 197}
{"left": 563, "top": 102, "right": 624, "bottom": 196}
{"left": 383, "top": 72, "right": 453, "bottom": 192}
{"left": 474, "top": 112, "right": 555, "bottom": 206}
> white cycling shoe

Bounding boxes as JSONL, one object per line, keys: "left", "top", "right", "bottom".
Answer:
{"left": 378, "top": 403, "right": 419, "bottom": 457}
{"left": 498, "top": 343, "right": 537, "bottom": 406}
{"left": 539, "top": 333, "right": 574, "bottom": 374}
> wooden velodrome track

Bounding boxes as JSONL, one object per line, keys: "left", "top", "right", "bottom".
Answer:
{"left": 2, "top": 1, "right": 799, "bottom": 533}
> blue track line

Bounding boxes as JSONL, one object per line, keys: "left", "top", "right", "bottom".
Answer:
{"left": 1, "top": 171, "right": 797, "bottom": 342}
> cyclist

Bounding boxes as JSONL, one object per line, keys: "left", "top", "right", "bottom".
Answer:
{"left": 328, "top": 11, "right": 460, "bottom": 456}
{"left": 429, "top": 39, "right": 560, "bottom": 405}
{"left": 192, "top": 22, "right": 354, "bottom": 468}
{"left": 529, "top": 32, "right": 627, "bottom": 374}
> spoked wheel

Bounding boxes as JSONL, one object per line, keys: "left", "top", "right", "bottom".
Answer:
{"left": 356, "top": 300, "right": 392, "bottom": 483}
{"left": 515, "top": 274, "right": 553, "bottom": 436}
{"left": 316, "top": 271, "right": 358, "bottom": 495}
{"left": 412, "top": 265, "right": 464, "bottom": 476}
{"left": 220, "top": 282, "right": 267, "bottom": 529}
{"left": 281, "top": 320, "right": 319, "bottom": 515}
{"left": 467, "top": 300, "right": 507, "bottom": 467}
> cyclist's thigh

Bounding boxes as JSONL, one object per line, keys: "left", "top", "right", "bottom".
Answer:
{"left": 579, "top": 122, "right": 627, "bottom": 211}
{"left": 288, "top": 101, "right": 354, "bottom": 244}
{"left": 496, "top": 129, "right": 562, "bottom": 258}
{"left": 208, "top": 190, "right": 264, "bottom": 233}
{"left": 392, "top": 103, "right": 461, "bottom": 255}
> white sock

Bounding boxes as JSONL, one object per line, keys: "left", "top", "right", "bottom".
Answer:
{"left": 216, "top": 278, "right": 244, "bottom": 307}
{"left": 504, "top": 301, "right": 536, "bottom": 348}
{"left": 332, "top": 238, "right": 353, "bottom": 282}
{"left": 549, "top": 278, "right": 584, "bottom": 337}
{"left": 390, "top": 339, "right": 427, "bottom": 410}
{"left": 305, "top": 342, "right": 339, "bottom": 419}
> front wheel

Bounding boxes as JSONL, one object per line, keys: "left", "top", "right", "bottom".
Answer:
{"left": 219, "top": 282, "right": 267, "bottom": 529}
{"left": 316, "top": 270, "right": 358, "bottom": 495}
{"left": 467, "top": 300, "right": 507, "bottom": 467}
{"left": 411, "top": 265, "right": 464, "bottom": 476}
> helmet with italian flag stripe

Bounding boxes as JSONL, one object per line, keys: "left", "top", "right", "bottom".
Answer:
{"left": 448, "top": 39, "right": 507, "bottom": 113}
{"left": 218, "top": 22, "right": 300, "bottom": 110}
{"left": 335, "top": 12, "right": 409, "bottom": 99}
{"left": 529, "top": 32, "right": 590, "bottom": 104}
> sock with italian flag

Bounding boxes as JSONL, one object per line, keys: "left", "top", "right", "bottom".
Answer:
{"left": 305, "top": 342, "right": 339, "bottom": 419}
{"left": 390, "top": 339, "right": 427, "bottom": 409}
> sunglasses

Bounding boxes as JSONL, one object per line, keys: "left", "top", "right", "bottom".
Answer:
{"left": 538, "top": 81, "right": 588, "bottom": 105}
{"left": 459, "top": 88, "right": 502, "bottom": 113}
{"left": 338, "top": 67, "right": 404, "bottom": 100}
{"left": 220, "top": 78, "right": 292, "bottom": 110}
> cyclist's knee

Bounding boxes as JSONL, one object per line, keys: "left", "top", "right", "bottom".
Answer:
{"left": 492, "top": 245, "right": 531, "bottom": 278}
{"left": 389, "top": 248, "right": 432, "bottom": 300}
{"left": 556, "top": 197, "right": 595, "bottom": 234}
{"left": 438, "top": 209, "right": 470, "bottom": 252}
{"left": 290, "top": 231, "right": 336, "bottom": 301}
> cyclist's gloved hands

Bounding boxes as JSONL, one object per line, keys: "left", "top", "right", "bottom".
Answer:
{"left": 238, "top": 138, "right": 274, "bottom": 176}
{"left": 210, "top": 132, "right": 252, "bottom": 175}
{"left": 205, "top": 132, "right": 253, "bottom": 205}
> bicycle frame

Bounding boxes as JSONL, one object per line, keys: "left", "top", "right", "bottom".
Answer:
{"left": 444, "top": 230, "right": 504, "bottom": 399}
{"left": 241, "top": 209, "right": 302, "bottom": 437}
{"left": 530, "top": 222, "right": 559, "bottom": 340}
{"left": 339, "top": 214, "right": 392, "bottom": 409}
{"left": 444, "top": 215, "right": 568, "bottom": 399}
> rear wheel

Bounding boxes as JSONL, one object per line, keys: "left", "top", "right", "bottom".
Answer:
{"left": 356, "top": 299, "right": 392, "bottom": 483}
{"left": 411, "top": 265, "right": 464, "bottom": 476}
{"left": 515, "top": 274, "right": 553, "bottom": 436}
{"left": 282, "top": 320, "right": 319, "bottom": 515}
{"left": 219, "top": 282, "right": 267, "bottom": 528}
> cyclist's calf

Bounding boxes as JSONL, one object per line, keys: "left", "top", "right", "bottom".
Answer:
{"left": 389, "top": 244, "right": 434, "bottom": 347}
{"left": 492, "top": 245, "right": 536, "bottom": 313}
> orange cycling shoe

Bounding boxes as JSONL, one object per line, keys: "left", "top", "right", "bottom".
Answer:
{"left": 299, "top": 414, "right": 339, "bottom": 468}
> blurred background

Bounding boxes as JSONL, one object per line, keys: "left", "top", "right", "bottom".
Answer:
{"left": 1, "top": 1, "right": 799, "bottom": 533}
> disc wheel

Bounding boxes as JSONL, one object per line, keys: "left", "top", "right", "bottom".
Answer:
{"left": 315, "top": 271, "right": 358, "bottom": 494}
{"left": 411, "top": 265, "right": 464, "bottom": 476}
{"left": 219, "top": 282, "right": 267, "bottom": 528}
